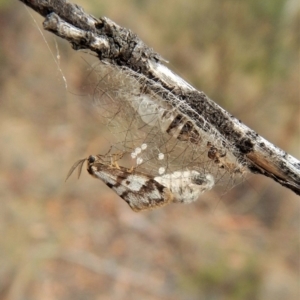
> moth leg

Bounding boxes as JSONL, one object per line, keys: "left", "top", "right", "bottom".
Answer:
{"left": 110, "top": 155, "right": 120, "bottom": 169}
{"left": 110, "top": 152, "right": 124, "bottom": 169}
{"left": 127, "top": 166, "right": 134, "bottom": 173}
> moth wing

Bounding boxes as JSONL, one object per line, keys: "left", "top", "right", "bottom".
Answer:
{"left": 88, "top": 163, "right": 174, "bottom": 212}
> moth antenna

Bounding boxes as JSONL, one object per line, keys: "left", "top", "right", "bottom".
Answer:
{"left": 65, "top": 158, "right": 87, "bottom": 181}
{"left": 77, "top": 158, "right": 87, "bottom": 179}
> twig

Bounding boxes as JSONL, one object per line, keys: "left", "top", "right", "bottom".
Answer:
{"left": 19, "top": 0, "right": 300, "bottom": 195}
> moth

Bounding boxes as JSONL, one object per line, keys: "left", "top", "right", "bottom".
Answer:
{"left": 66, "top": 152, "right": 214, "bottom": 212}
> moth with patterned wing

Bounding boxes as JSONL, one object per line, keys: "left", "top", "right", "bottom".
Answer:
{"left": 66, "top": 153, "right": 214, "bottom": 212}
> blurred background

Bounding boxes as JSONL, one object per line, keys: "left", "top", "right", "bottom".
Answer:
{"left": 0, "top": 0, "right": 299, "bottom": 299}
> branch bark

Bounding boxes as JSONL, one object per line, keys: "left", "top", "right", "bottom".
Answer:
{"left": 19, "top": 0, "right": 300, "bottom": 195}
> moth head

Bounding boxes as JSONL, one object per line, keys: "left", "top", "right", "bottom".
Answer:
{"left": 66, "top": 155, "right": 100, "bottom": 181}
{"left": 87, "top": 155, "right": 96, "bottom": 164}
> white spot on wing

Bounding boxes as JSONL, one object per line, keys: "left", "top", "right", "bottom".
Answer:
{"left": 125, "top": 174, "right": 148, "bottom": 191}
